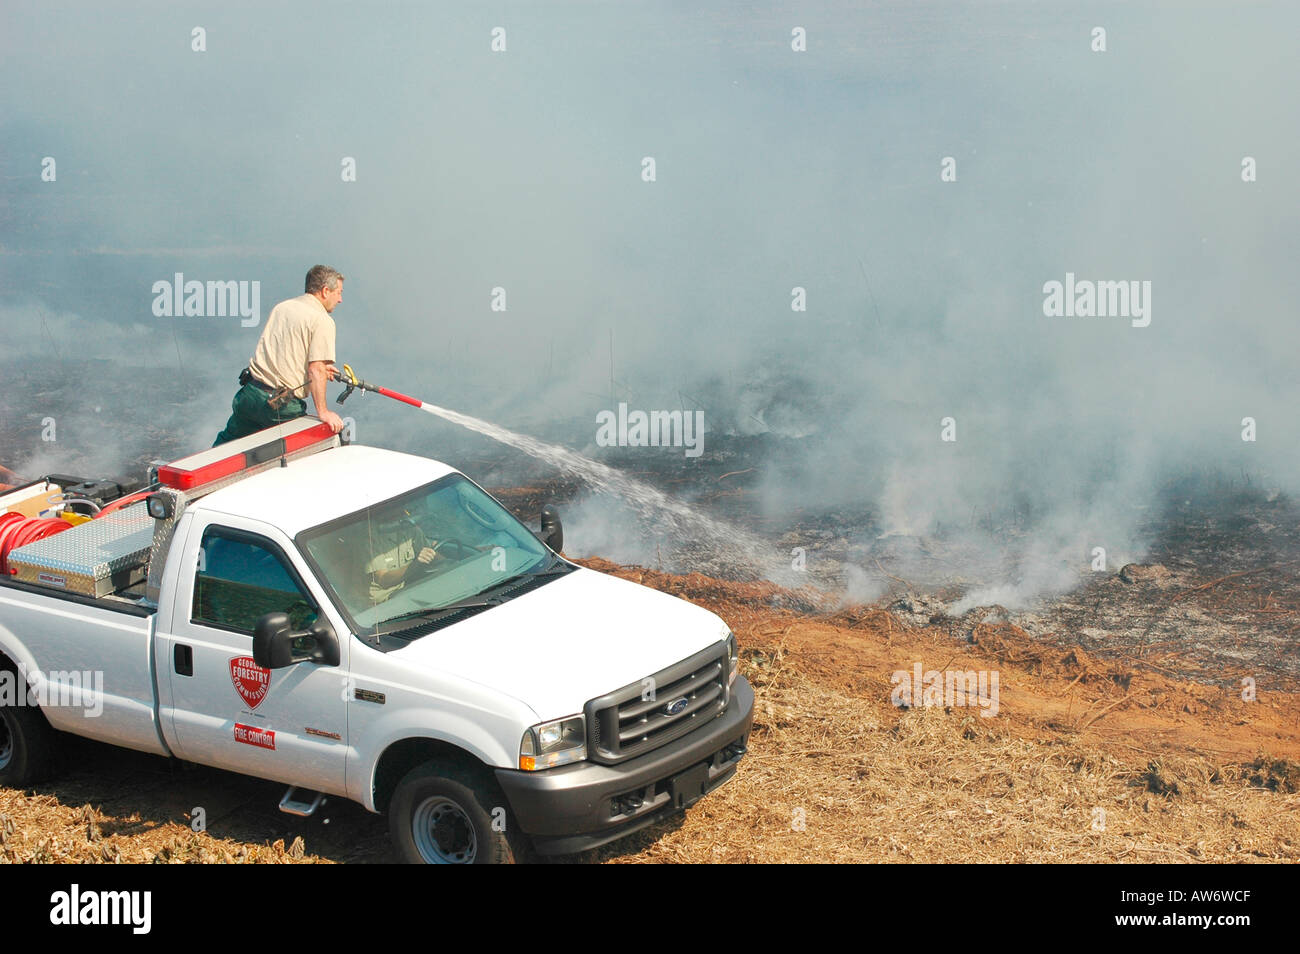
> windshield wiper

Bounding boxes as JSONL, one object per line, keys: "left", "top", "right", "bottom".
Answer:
{"left": 378, "top": 596, "right": 505, "bottom": 629}
{"left": 488, "top": 558, "right": 574, "bottom": 592}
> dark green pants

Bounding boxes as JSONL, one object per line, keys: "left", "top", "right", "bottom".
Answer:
{"left": 213, "top": 384, "right": 307, "bottom": 446}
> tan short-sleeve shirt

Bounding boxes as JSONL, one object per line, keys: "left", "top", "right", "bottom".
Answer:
{"left": 248, "top": 294, "right": 336, "bottom": 394}
{"left": 364, "top": 522, "right": 428, "bottom": 603}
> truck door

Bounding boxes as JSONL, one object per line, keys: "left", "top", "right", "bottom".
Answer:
{"left": 159, "top": 516, "right": 350, "bottom": 796}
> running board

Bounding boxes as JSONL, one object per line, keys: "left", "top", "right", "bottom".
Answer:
{"left": 279, "top": 786, "right": 326, "bottom": 817}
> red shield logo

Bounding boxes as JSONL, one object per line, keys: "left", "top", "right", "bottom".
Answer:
{"left": 229, "top": 656, "right": 271, "bottom": 710}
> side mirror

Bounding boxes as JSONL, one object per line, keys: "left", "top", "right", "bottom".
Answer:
{"left": 253, "top": 612, "right": 341, "bottom": 669}
{"left": 538, "top": 505, "right": 563, "bottom": 553}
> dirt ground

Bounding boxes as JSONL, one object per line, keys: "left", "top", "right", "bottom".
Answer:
{"left": 2, "top": 555, "right": 1296, "bottom": 864}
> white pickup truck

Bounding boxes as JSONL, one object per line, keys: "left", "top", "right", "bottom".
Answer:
{"left": 0, "top": 418, "right": 753, "bottom": 863}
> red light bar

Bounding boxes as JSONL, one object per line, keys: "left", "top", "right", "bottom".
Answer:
{"left": 158, "top": 419, "right": 337, "bottom": 491}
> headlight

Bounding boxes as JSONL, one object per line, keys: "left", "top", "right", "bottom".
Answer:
{"left": 725, "top": 632, "right": 739, "bottom": 688}
{"left": 519, "top": 715, "right": 586, "bottom": 770}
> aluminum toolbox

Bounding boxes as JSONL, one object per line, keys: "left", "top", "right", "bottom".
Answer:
{"left": 8, "top": 505, "right": 154, "bottom": 597}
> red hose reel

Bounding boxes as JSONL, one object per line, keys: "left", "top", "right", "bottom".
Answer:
{"left": 0, "top": 512, "right": 71, "bottom": 575}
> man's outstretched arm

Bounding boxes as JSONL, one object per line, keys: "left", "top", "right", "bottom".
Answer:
{"left": 308, "top": 360, "right": 344, "bottom": 432}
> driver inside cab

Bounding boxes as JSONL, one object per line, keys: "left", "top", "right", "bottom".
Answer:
{"left": 366, "top": 510, "right": 437, "bottom": 604}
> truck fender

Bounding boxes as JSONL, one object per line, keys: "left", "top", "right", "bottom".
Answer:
{"left": 355, "top": 713, "right": 519, "bottom": 812}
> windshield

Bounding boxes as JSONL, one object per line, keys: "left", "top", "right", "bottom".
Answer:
{"left": 297, "top": 474, "right": 552, "bottom": 633}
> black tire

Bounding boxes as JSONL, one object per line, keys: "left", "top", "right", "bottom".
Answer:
{"left": 388, "top": 759, "right": 527, "bottom": 864}
{"left": 0, "top": 693, "right": 58, "bottom": 788}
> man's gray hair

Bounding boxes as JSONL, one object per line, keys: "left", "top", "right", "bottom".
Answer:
{"left": 305, "top": 265, "right": 345, "bottom": 294}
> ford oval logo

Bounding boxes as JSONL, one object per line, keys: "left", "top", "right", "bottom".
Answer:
{"left": 663, "top": 697, "right": 689, "bottom": 716}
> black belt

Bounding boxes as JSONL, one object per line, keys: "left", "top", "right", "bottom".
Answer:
{"left": 240, "top": 367, "right": 298, "bottom": 404}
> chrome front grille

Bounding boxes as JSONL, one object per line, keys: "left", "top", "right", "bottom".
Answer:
{"left": 586, "top": 641, "right": 730, "bottom": 764}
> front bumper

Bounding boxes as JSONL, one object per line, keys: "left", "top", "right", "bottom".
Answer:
{"left": 495, "top": 676, "right": 754, "bottom": 855}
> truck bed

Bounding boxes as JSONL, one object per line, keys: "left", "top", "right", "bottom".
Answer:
{"left": 0, "top": 579, "right": 166, "bottom": 756}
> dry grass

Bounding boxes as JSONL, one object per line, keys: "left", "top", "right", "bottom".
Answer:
{"left": 585, "top": 658, "right": 1300, "bottom": 863}
{"left": 573, "top": 558, "right": 1300, "bottom": 864}
{"left": 0, "top": 792, "right": 323, "bottom": 864}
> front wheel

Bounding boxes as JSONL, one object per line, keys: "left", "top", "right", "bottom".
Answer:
{"left": 388, "top": 760, "right": 525, "bottom": 864}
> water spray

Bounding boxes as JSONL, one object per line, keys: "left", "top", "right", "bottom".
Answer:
{"left": 333, "top": 364, "right": 793, "bottom": 582}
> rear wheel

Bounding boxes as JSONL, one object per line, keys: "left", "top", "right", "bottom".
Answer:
{"left": 0, "top": 691, "right": 58, "bottom": 787}
{"left": 388, "top": 760, "right": 525, "bottom": 864}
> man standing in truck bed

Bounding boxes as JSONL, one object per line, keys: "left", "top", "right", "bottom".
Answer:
{"left": 213, "top": 265, "right": 347, "bottom": 445}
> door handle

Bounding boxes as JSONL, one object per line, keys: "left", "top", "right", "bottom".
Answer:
{"left": 174, "top": 644, "right": 194, "bottom": 677}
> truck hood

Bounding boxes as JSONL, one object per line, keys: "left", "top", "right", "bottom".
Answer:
{"left": 389, "top": 566, "right": 731, "bottom": 721}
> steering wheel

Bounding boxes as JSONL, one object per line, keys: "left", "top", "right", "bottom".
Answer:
{"left": 432, "top": 538, "right": 477, "bottom": 561}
